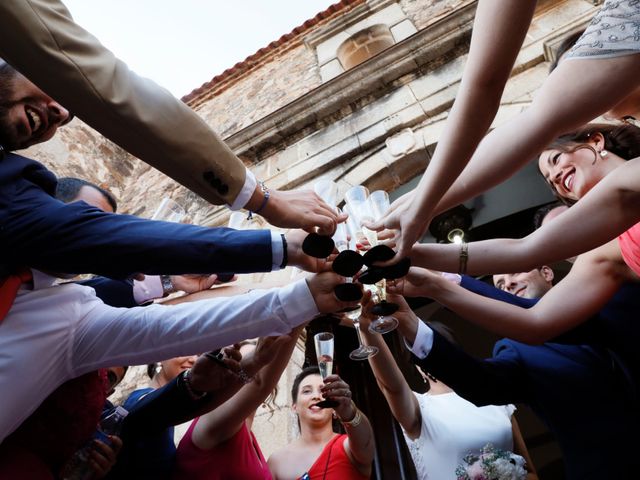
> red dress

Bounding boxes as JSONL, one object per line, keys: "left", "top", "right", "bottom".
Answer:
{"left": 0, "top": 370, "right": 108, "bottom": 479}
{"left": 305, "top": 434, "right": 369, "bottom": 480}
{"left": 618, "top": 222, "right": 640, "bottom": 277}
{"left": 173, "top": 418, "right": 271, "bottom": 480}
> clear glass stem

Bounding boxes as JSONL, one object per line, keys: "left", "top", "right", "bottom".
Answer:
{"left": 353, "top": 319, "right": 365, "bottom": 347}
{"left": 377, "top": 279, "right": 387, "bottom": 302}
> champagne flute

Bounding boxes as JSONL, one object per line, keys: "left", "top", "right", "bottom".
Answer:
{"left": 333, "top": 207, "right": 349, "bottom": 252}
{"left": 227, "top": 211, "right": 247, "bottom": 230}
{"left": 314, "top": 332, "right": 339, "bottom": 408}
{"left": 152, "top": 197, "right": 186, "bottom": 223}
{"left": 340, "top": 204, "right": 376, "bottom": 359}
{"left": 345, "top": 187, "right": 398, "bottom": 334}
{"left": 303, "top": 180, "right": 339, "bottom": 258}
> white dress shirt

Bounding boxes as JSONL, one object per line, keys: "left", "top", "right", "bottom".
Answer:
{"left": 0, "top": 270, "right": 318, "bottom": 442}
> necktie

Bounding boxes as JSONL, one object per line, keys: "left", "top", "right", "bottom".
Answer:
{"left": 0, "top": 268, "right": 33, "bottom": 322}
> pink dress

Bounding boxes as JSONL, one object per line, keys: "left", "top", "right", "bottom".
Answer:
{"left": 173, "top": 418, "right": 271, "bottom": 480}
{"left": 618, "top": 222, "right": 640, "bottom": 277}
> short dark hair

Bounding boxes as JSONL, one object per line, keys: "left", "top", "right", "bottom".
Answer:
{"left": 533, "top": 201, "right": 565, "bottom": 229}
{"left": 147, "top": 363, "right": 158, "bottom": 379}
{"left": 291, "top": 366, "right": 321, "bottom": 404}
{"left": 55, "top": 177, "right": 118, "bottom": 212}
{"left": 549, "top": 30, "right": 585, "bottom": 72}
{"left": 0, "top": 58, "right": 16, "bottom": 80}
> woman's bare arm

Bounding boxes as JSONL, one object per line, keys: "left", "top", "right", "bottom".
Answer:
{"left": 359, "top": 296, "right": 422, "bottom": 439}
{"left": 394, "top": 245, "right": 628, "bottom": 344}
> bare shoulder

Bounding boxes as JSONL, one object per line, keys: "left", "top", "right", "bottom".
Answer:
{"left": 268, "top": 442, "right": 299, "bottom": 473}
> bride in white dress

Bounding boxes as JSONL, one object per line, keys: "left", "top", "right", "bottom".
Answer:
{"left": 359, "top": 296, "right": 537, "bottom": 480}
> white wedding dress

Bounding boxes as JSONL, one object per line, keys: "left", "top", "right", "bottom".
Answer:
{"left": 402, "top": 391, "right": 515, "bottom": 480}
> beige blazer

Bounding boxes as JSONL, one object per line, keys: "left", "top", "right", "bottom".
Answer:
{"left": 0, "top": 0, "right": 247, "bottom": 205}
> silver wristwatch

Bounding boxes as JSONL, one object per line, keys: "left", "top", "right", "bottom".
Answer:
{"left": 160, "top": 274, "right": 175, "bottom": 296}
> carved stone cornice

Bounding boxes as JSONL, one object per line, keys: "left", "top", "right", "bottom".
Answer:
{"left": 225, "top": 1, "right": 478, "bottom": 162}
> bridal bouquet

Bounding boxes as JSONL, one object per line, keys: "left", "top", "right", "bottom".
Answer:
{"left": 455, "top": 444, "right": 527, "bottom": 480}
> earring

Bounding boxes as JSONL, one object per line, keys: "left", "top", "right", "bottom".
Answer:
{"left": 600, "top": 150, "right": 608, "bottom": 157}
{"left": 155, "top": 365, "right": 162, "bottom": 375}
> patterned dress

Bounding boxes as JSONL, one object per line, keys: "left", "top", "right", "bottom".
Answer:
{"left": 565, "top": 0, "right": 640, "bottom": 59}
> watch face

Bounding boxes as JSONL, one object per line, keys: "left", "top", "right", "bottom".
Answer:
{"left": 161, "top": 275, "right": 174, "bottom": 294}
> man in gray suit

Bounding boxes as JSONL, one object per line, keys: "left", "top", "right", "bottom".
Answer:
{"left": 0, "top": 0, "right": 340, "bottom": 234}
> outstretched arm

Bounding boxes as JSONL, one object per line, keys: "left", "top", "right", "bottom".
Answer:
{"left": 512, "top": 418, "right": 539, "bottom": 480}
{"left": 410, "top": 158, "right": 640, "bottom": 275}
{"left": 0, "top": 1, "right": 341, "bottom": 233}
{"left": 191, "top": 328, "right": 303, "bottom": 450}
{"left": 371, "top": 0, "right": 536, "bottom": 255}
{"left": 358, "top": 295, "right": 422, "bottom": 439}
{"left": 376, "top": 1, "right": 640, "bottom": 259}
{"left": 392, "top": 246, "right": 626, "bottom": 344}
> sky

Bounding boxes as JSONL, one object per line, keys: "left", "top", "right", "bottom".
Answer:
{"left": 63, "top": 1, "right": 335, "bottom": 97}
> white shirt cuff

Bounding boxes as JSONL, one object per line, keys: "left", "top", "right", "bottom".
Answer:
{"left": 404, "top": 320, "right": 434, "bottom": 359}
{"left": 278, "top": 279, "right": 320, "bottom": 328}
{"left": 441, "top": 272, "right": 462, "bottom": 285}
{"left": 133, "top": 276, "right": 164, "bottom": 304}
{"left": 271, "top": 231, "right": 284, "bottom": 270}
{"left": 228, "top": 169, "right": 257, "bottom": 211}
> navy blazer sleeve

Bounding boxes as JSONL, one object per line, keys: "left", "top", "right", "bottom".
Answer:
{"left": 413, "top": 331, "right": 531, "bottom": 406}
{"left": 78, "top": 277, "right": 139, "bottom": 308}
{"left": 459, "top": 275, "right": 538, "bottom": 308}
{"left": 460, "top": 275, "right": 601, "bottom": 345}
{"left": 0, "top": 154, "right": 272, "bottom": 278}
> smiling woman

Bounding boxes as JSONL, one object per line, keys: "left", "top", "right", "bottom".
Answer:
{"left": 267, "top": 367, "right": 374, "bottom": 480}
{"left": 538, "top": 123, "right": 640, "bottom": 204}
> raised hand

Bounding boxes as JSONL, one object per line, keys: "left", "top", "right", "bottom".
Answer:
{"left": 189, "top": 345, "right": 244, "bottom": 393}
{"left": 320, "top": 374, "right": 356, "bottom": 420}
{"left": 88, "top": 435, "right": 123, "bottom": 479}
{"left": 367, "top": 190, "right": 429, "bottom": 263}
{"left": 171, "top": 274, "right": 229, "bottom": 294}
{"left": 260, "top": 189, "right": 347, "bottom": 236}
{"left": 306, "top": 271, "right": 362, "bottom": 313}
{"left": 286, "top": 230, "right": 335, "bottom": 273}
{"left": 387, "top": 267, "right": 442, "bottom": 297}
{"left": 244, "top": 328, "right": 304, "bottom": 372}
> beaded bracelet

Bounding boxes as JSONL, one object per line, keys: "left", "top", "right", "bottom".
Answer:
{"left": 248, "top": 181, "right": 270, "bottom": 220}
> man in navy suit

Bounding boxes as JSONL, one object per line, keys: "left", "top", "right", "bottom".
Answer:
{"left": 391, "top": 268, "right": 638, "bottom": 479}
{"left": 0, "top": 60, "right": 336, "bottom": 281}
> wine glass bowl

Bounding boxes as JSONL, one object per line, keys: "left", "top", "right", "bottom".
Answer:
{"left": 302, "top": 180, "right": 340, "bottom": 258}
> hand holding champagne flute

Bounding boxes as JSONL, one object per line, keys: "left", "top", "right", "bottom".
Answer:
{"left": 344, "top": 187, "right": 399, "bottom": 334}
{"left": 314, "top": 332, "right": 339, "bottom": 408}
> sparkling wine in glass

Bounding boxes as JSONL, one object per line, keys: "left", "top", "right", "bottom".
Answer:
{"left": 314, "top": 332, "right": 334, "bottom": 379}
{"left": 313, "top": 332, "right": 339, "bottom": 408}
{"left": 345, "top": 187, "right": 398, "bottom": 334}
{"left": 346, "top": 306, "right": 379, "bottom": 361}
{"left": 333, "top": 207, "right": 349, "bottom": 253}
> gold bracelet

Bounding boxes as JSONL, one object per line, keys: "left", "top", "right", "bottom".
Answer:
{"left": 458, "top": 242, "right": 468, "bottom": 275}
{"left": 340, "top": 402, "right": 363, "bottom": 428}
